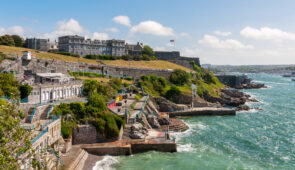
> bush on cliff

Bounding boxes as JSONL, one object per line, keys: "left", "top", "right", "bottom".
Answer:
{"left": 19, "top": 84, "right": 33, "bottom": 99}
{"left": 0, "top": 73, "right": 21, "bottom": 100}
{"left": 169, "top": 69, "right": 189, "bottom": 85}
{"left": 139, "top": 74, "right": 167, "bottom": 96}
{"left": 165, "top": 85, "right": 181, "bottom": 103}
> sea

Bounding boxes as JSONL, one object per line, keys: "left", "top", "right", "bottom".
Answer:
{"left": 93, "top": 73, "right": 295, "bottom": 170}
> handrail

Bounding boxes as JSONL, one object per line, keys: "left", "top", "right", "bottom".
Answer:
{"left": 134, "top": 94, "right": 149, "bottom": 122}
{"left": 31, "top": 127, "right": 48, "bottom": 144}
{"left": 46, "top": 103, "right": 55, "bottom": 119}
{"left": 41, "top": 115, "right": 60, "bottom": 130}
{"left": 30, "top": 104, "right": 37, "bottom": 122}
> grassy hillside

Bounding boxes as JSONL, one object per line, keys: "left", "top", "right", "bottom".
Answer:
{"left": 102, "top": 60, "right": 194, "bottom": 72}
{"left": 0, "top": 45, "right": 98, "bottom": 64}
{"left": 77, "top": 76, "right": 133, "bottom": 84}
{"left": 0, "top": 45, "right": 194, "bottom": 71}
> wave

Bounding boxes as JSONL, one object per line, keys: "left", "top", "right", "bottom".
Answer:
{"left": 92, "top": 156, "right": 119, "bottom": 170}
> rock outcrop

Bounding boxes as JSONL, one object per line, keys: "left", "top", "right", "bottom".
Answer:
{"left": 147, "top": 116, "right": 161, "bottom": 129}
{"left": 204, "top": 88, "right": 258, "bottom": 107}
{"left": 153, "top": 97, "right": 188, "bottom": 112}
{"left": 158, "top": 117, "right": 170, "bottom": 125}
{"left": 236, "top": 83, "right": 266, "bottom": 89}
{"left": 129, "top": 123, "right": 148, "bottom": 139}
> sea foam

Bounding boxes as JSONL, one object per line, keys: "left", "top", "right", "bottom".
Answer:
{"left": 92, "top": 156, "right": 118, "bottom": 170}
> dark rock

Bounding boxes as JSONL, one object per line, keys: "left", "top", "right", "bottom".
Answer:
{"left": 129, "top": 123, "right": 148, "bottom": 139}
{"left": 147, "top": 116, "right": 161, "bottom": 129}
{"left": 154, "top": 97, "right": 187, "bottom": 112}
{"left": 236, "top": 83, "right": 266, "bottom": 89}
{"left": 235, "top": 105, "right": 250, "bottom": 111}
{"left": 158, "top": 117, "right": 170, "bottom": 125}
{"left": 247, "top": 98, "right": 259, "bottom": 102}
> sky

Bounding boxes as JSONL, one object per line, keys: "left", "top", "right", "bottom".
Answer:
{"left": 1, "top": 0, "right": 295, "bottom": 65}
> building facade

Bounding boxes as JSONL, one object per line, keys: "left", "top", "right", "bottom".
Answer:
{"left": 25, "top": 38, "right": 50, "bottom": 51}
{"left": 125, "top": 42, "right": 143, "bottom": 56}
{"left": 58, "top": 35, "right": 125, "bottom": 57}
{"left": 27, "top": 73, "right": 84, "bottom": 104}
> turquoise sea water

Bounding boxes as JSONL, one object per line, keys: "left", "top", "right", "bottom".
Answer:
{"left": 94, "top": 73, "right": 295, "bottom": 170}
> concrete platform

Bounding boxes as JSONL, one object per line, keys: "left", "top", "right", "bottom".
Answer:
{"left": 168, "top": 107, "right": 236, "bottom": 117}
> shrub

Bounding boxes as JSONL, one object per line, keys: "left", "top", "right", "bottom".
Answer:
{"left": 122, "top": 54, "right": 131, "bottom": 61}
{"left": 142, "top": 54, "right": 150, "bottom": 61}
{"left": 142, "top": 45, "right": 154, "bottom": 57}
{"left": 169, "top": 69, "right": 189, "bottom": 85}
{"left": 165, "top": 85, "right": 181, "bottom": 103}
{"left": 55, "top": 52, "right": 72, "bottom": 56}
{"left": 87, "top": 93, "right": 107, "bottom": 111}
{"left": 150, "top": 56, "right": 157, "bottom": 60}
{"left": 133, "top": 55, "right": 142, "bottom": 61}
{"left": 83, "top": 80, "right": 99, "bottom": 95}
{"left": 19, "top": 84, "right": 33, "bottom": 99}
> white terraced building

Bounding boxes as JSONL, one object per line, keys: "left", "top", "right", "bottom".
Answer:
{"left": 27, "top": 73, "right": 84, "bottom": 104}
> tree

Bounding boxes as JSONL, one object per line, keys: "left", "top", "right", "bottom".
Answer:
{"left": 19, "top": 84, "right": 33, "bottom": 99}
{"left": 169, "top": 69, "right": 189, "bottom": 85}
{"left": 0, "top": 35, "right": 15, "bottom": 46}
{"left": 0, "top": 73, "right": 21, "bottom": 99}
{"left": 142, "top": 45, "right": 154, "bottom": 57}
{"left": 83, "top": 80, "right": 99, "bottom": 95}
{"left": 0, "top": 103, "right": 43, "bottom": 169}
{"left": 11, "top": 35, "right": 24, "bottom": 47}
{"left": 165, "top": 85, "right": 181, "bottom": 103}
{"left": 142, "top": 54, "right": 151, "bottom": 61}
{"left": 87, "top": 93, "right": 107, "bottom": 111}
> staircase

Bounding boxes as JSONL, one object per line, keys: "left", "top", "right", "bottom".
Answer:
{"left": 122, "top": 124, "right": 132, "bottom": 140}
{"left": 40, "top": 104, "right": 52, "bottom": 120}
{"left": 25, "top": 107, "right": 34, "bottom": 123}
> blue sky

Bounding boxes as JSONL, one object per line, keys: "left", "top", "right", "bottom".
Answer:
{"left": 1, "top": 0, "right": 295, "bottom": 65}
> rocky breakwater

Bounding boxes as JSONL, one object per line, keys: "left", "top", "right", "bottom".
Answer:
{"left": 236, "top": 83, "right": 267, "bottom": 89}
{"left": 204, "top": 88, "right": 259, "bottom": 111}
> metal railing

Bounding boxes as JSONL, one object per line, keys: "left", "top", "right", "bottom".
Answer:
{"left": 31, "top": 127, "right": 48, "bottom": 144}
{"left": 46, "top": 103, "right": 55, "bottom": 118}
{"left": 30, "top": 104, "right": 38, "bottom": 122}
{"left": 134, "top": 94, "right": 149, "bottom": 122}
{"left": 41, "top": 115, "right": 60, "bottom": 130}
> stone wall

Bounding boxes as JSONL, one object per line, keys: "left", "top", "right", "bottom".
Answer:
{"left": 154, "top": 51, "right": 200, "bottom": 67}
{"left": 72, "top": 124, "right": 106, "bottom": 145}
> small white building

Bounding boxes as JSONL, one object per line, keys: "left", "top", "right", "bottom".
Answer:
{"left": 22, "top": 51, "right": 32, "bottom": 60}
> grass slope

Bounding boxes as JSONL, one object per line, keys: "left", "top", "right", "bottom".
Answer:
{"left": 0, "top": 45, "right": 194, "bottom": 71}
{"left": 102, "top": 60, "right": 194, "bottom": 72}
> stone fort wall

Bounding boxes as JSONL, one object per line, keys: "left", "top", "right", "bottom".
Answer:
{"left": 23, "top": 58, "right": 194, "bottom": 80}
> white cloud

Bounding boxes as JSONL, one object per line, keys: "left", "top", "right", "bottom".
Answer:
{"left": 56, "top": 18, "right": 84, "bottom": 35}
{"left": 93, "top": 32, "right": 109, "bottom": 40}
{"left": 113, "top": 15, "right": 131, "bottom": 27}
{"left": 214, "top": 30, "right": 231, "bottom": 36}
{"left": 106, "top": 27, "right": 119, "bottom": 33}
{"left": 0, "top": 27, "right": 5, "bottom": 35}
{"left": 43, "top": 18, "right": 86, "bottom": 40}
{"left": 130, "top": 20, "right": 174, "bottom": 37}
{"left": 154, "top": 46, "right": 167, "bottom": 51}
{"left": 0, "top": 26, "right": 25, "bottom": 36}
{"left": 166, "top": 42, "right": 175, "bottom": 47}
{"left": 240, "top": 26, "right": 295, "bottom": 41}
{"left": 7, "top": 26, "right": 25, "bottom": 35}
{"left": 198, "top": 34, "right": 253, "bottom": 49}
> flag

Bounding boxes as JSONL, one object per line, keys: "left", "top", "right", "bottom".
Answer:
{"left": 170, "top": 40, "right": 175, "bottom": 42}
